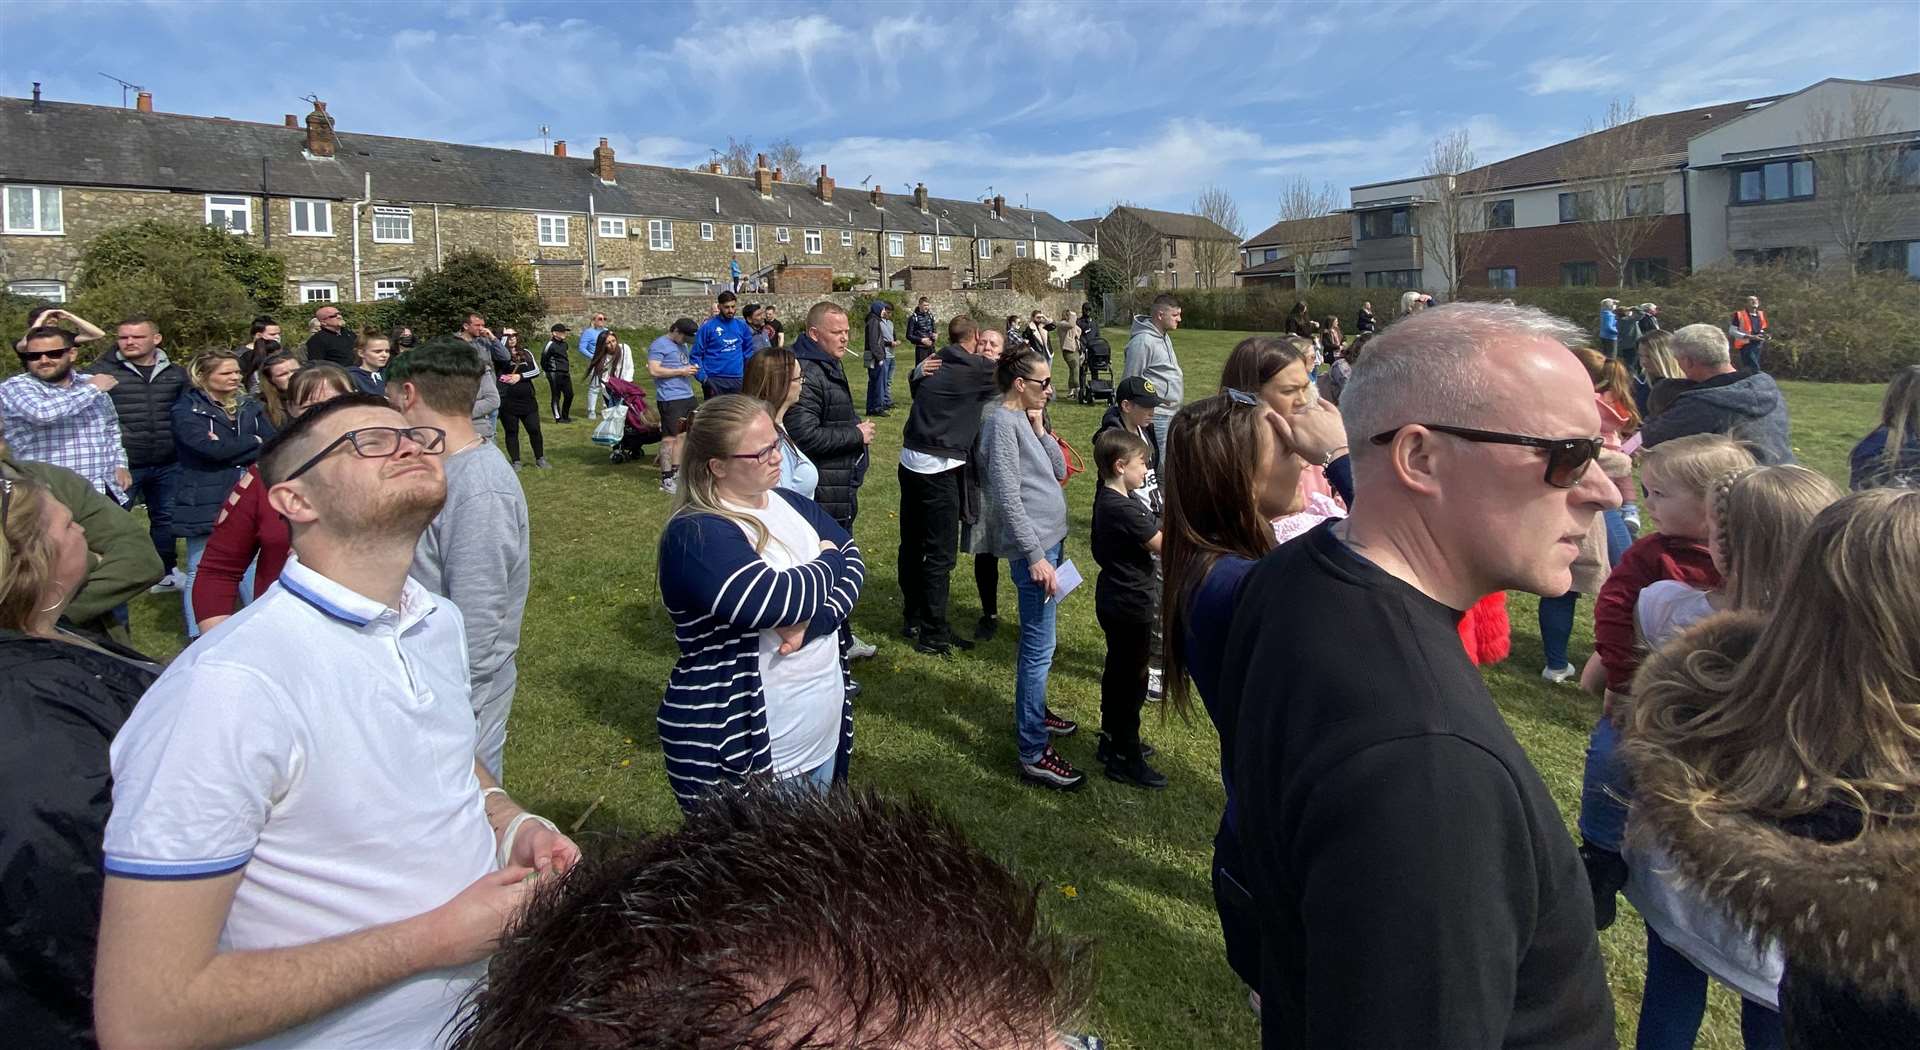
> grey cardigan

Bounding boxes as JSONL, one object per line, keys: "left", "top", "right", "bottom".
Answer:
{"left": 974, "top": 403, "right": 1068, "bottom": 562}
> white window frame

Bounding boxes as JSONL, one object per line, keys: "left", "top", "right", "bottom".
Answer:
{"left": 373, "top": 277, "right": 411, "bottom": 301}
{"left": 3, "top": 185, "right": 64, "bottom": 235}
{"left": 288, "top": 198, "right": 333, "bottom": 237}
{"left": 887, "top": 232, "right": 905, "bottom": 257}
{"left": 918, "top": 234, "right": 933, "bottom": 253}
{"left": 601, "top": 277, "right": 630, "bottom": 296}
{"left": 937, "top": 235, "right": 951, "bottom": 251}
{"left": 599, "top": 217, "right": 628, "bottom": 238}
{"left": 372, "top": 205, "right": 413, "bottom": 244}
{"left": 776, "top": 226, "right": 790, "bottom": 243}
{"left": 1016, "top": 241, "right": 1028, "bottom": 258}
{"left": 205, "top": 194, "right": 251, "bottom": 234}
{"left": 804, "top": 229, "right": 822, "bottom": 254}
{"left": 537, "top": 214, "right": 570, "bottom": 246}
{"left": 7, "top": 279, "right": 67, "bottom": 301}
{"left": 978, "top": 239, "right": 992, "bottom": 259}
{"left": 299, "top": 281, "right": 338, "bottom": 303}
{"left": 841, "top": 229, "right": 854, "bottom": 247}
{"left": 647, "top": 219, "right": 672, "bottom": 251}
{"left": 733, "top": 224, "right": 755, "bottom": 251}
{"left": 1049, "top": 243, "right": 1061, "bottom": 260}
{"left": 700, "top": 222, "right": 714, "bottom": 241}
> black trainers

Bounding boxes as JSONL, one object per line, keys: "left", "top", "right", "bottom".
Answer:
{"left": 913, "top": 636, "right": 952, "bottom": 656}
{"left": 1043, "top": 709, "right": 1077, "bottom": 737}
{"left": 1094, "top": 731, "right": 1156, "bottom": 765}
{"left": 974, "top": 614, "right": 999, "bottom": 641}
{"left": 1020, "top": 746, "right": 1086, "bottom": 790}
{"left": 1580, "top": 840, "right": 1629, "bottom": 931}
{"left": 1105, "top": 753, "right": 1168, "bottom": 790}
{"left": 946, "top": 633, "right": 974, "bottom": 651}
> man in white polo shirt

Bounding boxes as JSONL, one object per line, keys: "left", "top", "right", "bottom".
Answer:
{"left": 93, "top": 393, "right": 579, "bottom": 1050}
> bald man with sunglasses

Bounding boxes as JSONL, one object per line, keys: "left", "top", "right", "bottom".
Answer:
{"left": 1220, "top": 303, "right": 1619, "bottom": 1050}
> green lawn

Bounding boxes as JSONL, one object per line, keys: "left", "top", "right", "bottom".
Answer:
{"left": 125, "top": 330, "right": 1883, "bottom": 1048}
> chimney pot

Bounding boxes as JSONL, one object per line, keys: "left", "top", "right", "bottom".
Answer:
{"left": 304, "top": 99, "right": 337, "bottom": 158}
{"left": 773, "top": 167, "right": 782, "bottom": 183}
{"left": 554, "top": 139, "right": 567, "bottom": 157}
{"left": 756, "top": 153, "right": 768, "bottom": 171}
{"left": 284, "top": 114, "right": 298, "bottom": 128}
{"left": 870, "top": 183, "right": 884, "bottom": 206}
{"left": 31, "top": 82, "right": 41, "bottom": 109}
{"left": 135, "top": 91, "right": 153, "bottom": 113}
{"left": 819, "top": 164, "right": 828, "bottom": 177}
{"left": 592, "top": 137, "right": 616, "bottom": 182}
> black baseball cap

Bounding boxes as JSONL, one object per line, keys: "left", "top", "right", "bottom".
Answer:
{"left": 1115, "top": 375, "right": 1167, "bottom": 407}
{"left": 550, "top": 322, "right": 570, "bottom": 332}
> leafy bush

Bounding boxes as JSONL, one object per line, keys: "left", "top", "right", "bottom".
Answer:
{"left": 849, "top": 290, "right": 909, "bottom": 329}
{"left": 77, "top": 220, "right": 286, "bottom": 313}
{"left": 392, "top": 250, "right": 546, "bottom": 338}
{"left": 832, "top": 275, "right": 859, "bottom": 292}
{"left": 1079, "top": 259, "right": 1128, "bottom": 304}
{"left": 1004, "top": 258, "right": 1054, "bottom": 298}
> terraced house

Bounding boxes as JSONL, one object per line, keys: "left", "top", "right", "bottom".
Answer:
{"left": 0, "top": 90, "right": 1092, "bottom": 305}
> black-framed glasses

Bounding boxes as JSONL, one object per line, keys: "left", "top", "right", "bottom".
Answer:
{"left": 729, "top": 441, "right": 782, "bottom": 465}
{"left": 284, "top": 426, "right": 447, "bottom": 482}
{"left": 1370, "top": 424, "right": 1603, "bottom": 489}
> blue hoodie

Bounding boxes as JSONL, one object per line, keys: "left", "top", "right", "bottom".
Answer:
{"left": 693, "top": 314, "right": 755, "bottom": 381}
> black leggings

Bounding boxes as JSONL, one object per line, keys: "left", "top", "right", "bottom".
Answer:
{"left": 500, "top": 401, "right": 544, "bottom": 462}
{"left": 975, "top": 554, "right": 999, "bottom": 617}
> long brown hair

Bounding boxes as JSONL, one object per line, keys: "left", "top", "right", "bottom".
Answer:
{"left": 286, "top": 364, "right": 355, "bottom": 414}
{"left": 1159, "top": 394, "right": 1279, "bottom": 719}
{"left": 1709, "top": 465, "right": 1841, "bottom": 611}
{"left": 256, "top": 350, "right": 301, "bottom": 428}
{"left": 588, "top": 329, "right": 624, "bottom": 383}
{"left": 1574, "top": 346, "right": 1641, "bottom": 434}
{"left": 1217, "top": 335, "right": 1309, "bottom": 395}
{"left": 1870, "top": 364, "right": 1920, "bottom": 486}
{"left": 742, "top": 345, "right": 798, "bottom": 415}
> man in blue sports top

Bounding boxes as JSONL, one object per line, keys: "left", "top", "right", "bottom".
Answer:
{"left": 578, "top": 311, "right": 609, "bottom": 416}
{"left": 692, "top": 290, "right": 754, "bottom": 398}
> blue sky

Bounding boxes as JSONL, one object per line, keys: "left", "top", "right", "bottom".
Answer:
{"left": 7, "top": 0, "right": 1918, "bottom": 232}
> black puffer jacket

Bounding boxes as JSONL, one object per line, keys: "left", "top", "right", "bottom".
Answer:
{"left": 170, "top": 388, "right": 275, "bottom": 537}
{"left": 96, "top": 349, "right": 187, "bottom": 468}
{"left": 0, "top": 631, "right": 159, "bottom": 1050}
{"left": 787, "top": 333, "right": 867, "bottom": 527}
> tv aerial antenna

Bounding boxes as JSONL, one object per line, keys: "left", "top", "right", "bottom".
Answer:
{"left": 98, "top": 72, "right": 144, "bottom": 108}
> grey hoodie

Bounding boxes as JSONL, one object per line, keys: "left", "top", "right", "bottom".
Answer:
{"left": 1641, "top": 370, "right": 1793, "bottom": 465}
{"left": 1121, "top": 315, "right": 1182, "bottom": 407}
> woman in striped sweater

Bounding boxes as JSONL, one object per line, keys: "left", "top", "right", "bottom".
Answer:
{"left": 656, "top": 395, "right": 866, "bottom": 810}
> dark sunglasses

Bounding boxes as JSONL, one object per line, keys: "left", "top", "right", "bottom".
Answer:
{"left": 1019, "top": 374, "right": 1053, "bottom": 390}
{"left": 1370, "top": 424, "right": 1602, "bottom": 489}
{"left": 17, "top": 347, "right": 70, "bottom": 363}
{"left": 284, "top": 426, "right": 448, "bottom": 482}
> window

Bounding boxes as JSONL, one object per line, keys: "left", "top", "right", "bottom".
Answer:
{"left": 1357, "top": 207, "right": 1410, "bottom": 240}
{"left": 1734, "top": 246, "right": 1819, "bottom": 272}
{"left": 1315, "top": 272, "right": 1352, "bottom": 287}
{"left": 206, "top": 194, "right": 250, "bottom": 233}
{"left": 537, "top": 214, "right": 569, "bottom": 246}
{"left": 1626, "top": 257, "right": 1670, "bottom": 286}
{"left": 804, "top": 229, "right": 822, "bottom": 254}
{"left": 1487, "top": 266, "right": 1518, "bottom": 289}
{"left": 1049, "top": 243, "right": 1060, "bottom": 260}
{"left": 700, "top": 222, "right": 714, "bottom": 241}
{"left": 3, "top": 185, "right": 63, "bottom": 234}
{"left": 1486, "top": 199, "right": 1515, "bottom": 229}
{"left": 733, "top": 224, "right": 755, "bottom": 251}
{"left": 1015, "top": 241, "right": 1028, "bottom": 258}
{"left": 919, "top": 234, "right": 933, "bottom": 253}
{"left": 887, "top": 232, "right": 904, "bottom": 257}
{"left": 1263, "top": 247, "right": 1279, "bottom": 262}
{"left": 7, "top": 279, "right": 66, "bottom": 301}
{"left": 1561, "top": 261, "right": 1598, "bottom": 287}
{"left": 372, "top": 206, "right": 413, "bottom": 243}
{"left": 776, "top": 226, "right": 790, "bottom": 244}
{"left": 599, "top": 217, "right": 627, "bottom": 238}
{"left": 841, "top": 230, "right": 855, "bottom": 247}
{"left": 937, "top": 236, "right": 951, "bottom": 251}
{"left": 1558, "top": 191, "right": 1594, "bottom": 223}
{"left": 648, "top": 219, "right": 672, "bottom": 250}
{"left": 601, "top": 277, "right": 630, "bottom": 296}
{"left": 1861, "top": 240, "right": 1920, "bottom": 278}
{"left": 299, "top": 282, "right": 338, "bottom": 303}
{"left": 373, "top": 278, "right": 411, "bottom": 301}
{"left": 1363, "top": 269, "right": 1420, "bottom": 288}
{"left": 1734, "top": 160, "right": 1814, "bottom": 203}
{"left": 289, "top": 198, "right": 333, "bottom": 236}
{"left": 978, "top": 239, "right": 992, "bottom": 259}
{"left": 1625, "top": 183, "right": 1665, "bottom": 217}
{"left": 1903, "top": 147, "right": 1920, "bottom": 187}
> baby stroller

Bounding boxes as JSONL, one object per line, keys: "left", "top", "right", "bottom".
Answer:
{"left": 599, "top": 375, "right": 663, "bottom": 464}
{"left": 1076, "top": 331, "right": 1115, "bottom": 405}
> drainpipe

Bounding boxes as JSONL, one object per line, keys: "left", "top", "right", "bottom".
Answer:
{"left": 432, "top": 203, "right": 442, "bottom": 266}
{"left": 260, "top": 158, "right": 271, "bottom": 248}
{"left": 350, "top": 172, "right": 372, "bottom": 302}
{"left": 933, "top": 215, "right": 941, "bottom": 268}
{"left": 588, "top": 193, "right": 599, "bottom": 293}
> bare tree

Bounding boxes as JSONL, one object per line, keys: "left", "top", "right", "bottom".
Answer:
{"left": 1419, "top": 128, "right": 1492, "bottom": 299}
{"left": 766, "top": 137, "right": 807, "bottom": 181}
{"left": 1097, "top": 202, "right": 1165, "bottom": 290}
{"left": 716, "top": 135, "right": 756, "bottom": 176}
{"left": 1557, "top": 98, "right": 1670, "bottom": 287}
{"left": 1801, "top": 87, "right": 1918, "bottom": 276}
{"left": 1274, "top": 176, "right": 1344, "bottom": 290}
{"left": 1190, "top": 186, "right": 1244, "bottom": 289}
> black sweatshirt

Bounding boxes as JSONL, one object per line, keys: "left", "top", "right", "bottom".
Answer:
{"left": 1222, "top": 524, "right": 1615, "bottom": 1050}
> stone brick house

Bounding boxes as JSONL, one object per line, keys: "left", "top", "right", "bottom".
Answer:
{"left": 0, "top": 91, "right": 1091, "bottom": 305}
{"left": 1072, "top": 206, "right": 1241, "bottom": 289}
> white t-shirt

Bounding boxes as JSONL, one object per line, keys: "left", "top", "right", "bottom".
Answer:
{"left": 722, "top": 495, "right": 842, "bottom": 775}
{"left": 104, "top": 558, "right": 497, "bottom": 1049}
{"left": 1635, "top": 579, "right": 1717, "bottom": 649}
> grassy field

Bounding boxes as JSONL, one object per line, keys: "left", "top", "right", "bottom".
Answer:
{"left": 126, "top": 329, "right": 1883, "bottom": 1048}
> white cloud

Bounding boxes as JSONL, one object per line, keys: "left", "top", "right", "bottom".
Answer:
{"left": 1526, "top": 56, "right": 1626, "bottom": 96}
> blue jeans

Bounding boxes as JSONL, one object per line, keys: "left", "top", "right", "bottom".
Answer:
{"left": 125, "top": 463, "right": 179, "bottom": 572}
{"left": 865, "top": 356, "right": 893, "bottom": 414}
{"left": 1738, "top": 341, "right": 1764, "bottom": 374}
{"left": 1539, "top": 591, "right": 1578, "bottom": 671}
{"left": 1636, "top": 927, "right": 1784, "bottom": 1050}
{"left": 1010, "top": 542, "right": 1064, "bottom": 764}
{"left": 183, "top": 535, "right": 257, "bottom": 639}
{"left": 1578, "top": 715, "right": 1629, "bottom": 850}
{"left": 793, "top": 756, "right": 836, "bottom": 795}
{"left": 1603, "top": 507, "right": 1633, "bottom": 568}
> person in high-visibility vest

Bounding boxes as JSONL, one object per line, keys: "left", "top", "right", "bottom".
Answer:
{"left": 1729, "top": 295, "right": 1769, "bottom": 373}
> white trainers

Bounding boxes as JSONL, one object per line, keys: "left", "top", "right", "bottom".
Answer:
{"left": 1541, "top": 664, "right": 1577, "bottom": 685}
{"left": 148, "top": 568, "right": 186, "bottom": 594}
{"left": 1146, "top": 666, "right": 1165, "bottom": 702}
{"left": 847, "top": 634, "right": 878, "bottom": 660}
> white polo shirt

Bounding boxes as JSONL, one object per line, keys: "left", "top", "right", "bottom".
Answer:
{"left": 105, "top": 557, "right": 498, "bottom": 1049}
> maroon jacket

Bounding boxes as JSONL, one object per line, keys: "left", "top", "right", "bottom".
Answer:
{"left": 1593, "top": 532, "right": 1719, "bottom": 692}
{"left": 189, "top": 466, "right": 290, "bottom": 623}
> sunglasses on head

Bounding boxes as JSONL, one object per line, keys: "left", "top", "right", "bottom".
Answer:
{"left": 17, "top": 347, "right": 69, "bottom": 363}
{"left": 1370, "top": 424, "right": 1602, "bottom": 488}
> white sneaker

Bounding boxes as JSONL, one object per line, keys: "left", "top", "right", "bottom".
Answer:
{"left": 1541, "top": 664, "right": 1577, "bottom": 684}
{"left": 847, "top": 634, "right": 878, "bottom": 660}
{"left": 148, "top": 568, "right": 186, "bottom": 594}
{"left": 1146, "top": 666, "right": 1165, "bottom": 702}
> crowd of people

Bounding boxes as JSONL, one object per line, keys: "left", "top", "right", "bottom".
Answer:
{"left": 1, "top": 279, "right": 1916, "bottom": 1049}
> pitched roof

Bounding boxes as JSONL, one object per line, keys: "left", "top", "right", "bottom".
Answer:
{"left": 1240, "top": 213, "right": 1351, "bottom": 250}
{"left": 1107, "top": 205, "right": 1240, "bottom": 242}
{"left": 0, "top": 98, "right": 1091, "bottom": 243}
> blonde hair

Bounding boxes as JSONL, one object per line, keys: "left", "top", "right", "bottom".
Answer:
{"left": 190, "top": 348, "right": 244, "bottom": 415}
{"left": 1639, "top": 434, "right": 1756, "bottom": 500}
{"left": 0, "top": 476, "right": 59, "bottom": 631}
{"left": 1637, "top": 330, "right": 1682, "bottom": 381}
{"left": 667, "top": 395, "right": 772, "bottom": 552}
{"left": 1631, "top": 488, "right": 1920, "bottom": 823}
{"left": 1709, "top": 465, "right": 1841, "bottom": 611}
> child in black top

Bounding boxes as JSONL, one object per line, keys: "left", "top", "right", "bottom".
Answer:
{"left": 1090, "top": 428, "right": 1165, "bottom": 788}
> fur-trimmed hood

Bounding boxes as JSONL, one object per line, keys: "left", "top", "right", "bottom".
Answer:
{"left": 1625, "top": 611, "right": 1920, "bottom": 1005}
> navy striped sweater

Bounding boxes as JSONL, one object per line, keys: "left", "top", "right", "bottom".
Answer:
{"left": 656, "top": 488, "right": 865, "bottom": 809}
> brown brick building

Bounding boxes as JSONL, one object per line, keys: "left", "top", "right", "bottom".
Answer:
{"left": 0, "top": 91, "right": 1091, "bottom": 306}
{"left": 1072, "top": 206, "right": 1241, "bottom": 289}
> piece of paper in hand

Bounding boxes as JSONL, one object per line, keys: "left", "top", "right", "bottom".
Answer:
{"left": 1050, "top": 560, "right": 1084, "bottom": 604}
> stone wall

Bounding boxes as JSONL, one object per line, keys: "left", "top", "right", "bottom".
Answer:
{"left": 550, "top": 288, "right": 1083, "bottom": 333}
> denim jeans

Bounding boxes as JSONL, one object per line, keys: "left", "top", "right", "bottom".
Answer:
{"left": 1636, "top": 927, "right": 1784, "bottom": 1050}
{"left": 1738, "top": 341, "right": 1764, "bottom": 374}
{"left": 1539, "top": 590, "right": 1578, "bottom": 671}
{"left": 125, "top": 463, "right": 179, "bottom": 572}
{"left": 1578, "top": 714, "right": 1629, "bottom": 850}
{"left": 1603, "top": 507, "right": 1633, "bottom": 568}
{"left": 792, "top": 756, "right": 837, "bottom": 795}
{"left": 183, "top": 535, "right": 257, "bottom": 639}
{"left": 1009, "top": 542, "right": 1064, "bottom": 764}
{"left": 865, "top": 356, "right": 893, "bottom": 414}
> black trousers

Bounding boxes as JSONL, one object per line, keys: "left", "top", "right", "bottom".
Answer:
{"left": 546, "top": 370, "right": 573, "bottom": 420}
{"left": 975, "top": 554, "right": 999, "bottom": 617}
{"left": 500, "top": 400, "right": 544, "bottom": 462}
{"left": 897, "top": 464, "right": 963, "bottom": 642}
{"left": 1096, "top": 608, "right": 1151, "bottom": 759}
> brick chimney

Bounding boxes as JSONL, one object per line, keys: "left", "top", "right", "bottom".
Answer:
{"left": 870, "top": 183, "right": 884, "bottom": 206}
{"left": 913, "top": 182, "right": 928, "bottom": 211}
{"left": 708, "top": 161, "right": 724, "bottom": 174}
{"left": 135, "top": 91, "right": 153, "bottom": 113}
{"left": 284, "top": 114, "right": 298, "bottom": 128}
{"left": 753, "top": 154, "right": 774, "bottom": 196}
{"left": 593, "top": 137, "right": 615, "bottom": 182}
{"left": 553, "top": 139, "right": 567, "bottom": 158}
{"left": 815, "top": 164, "right": 834, "bottom": 202}
{"left": 304, "top": 100, "right": 336, "bottom": 158}
{"left": 991, "top": 194, "right": 1005, "bottom": 219}
{"left": 773, "top": 167, "right": 783, "bottom": 183}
